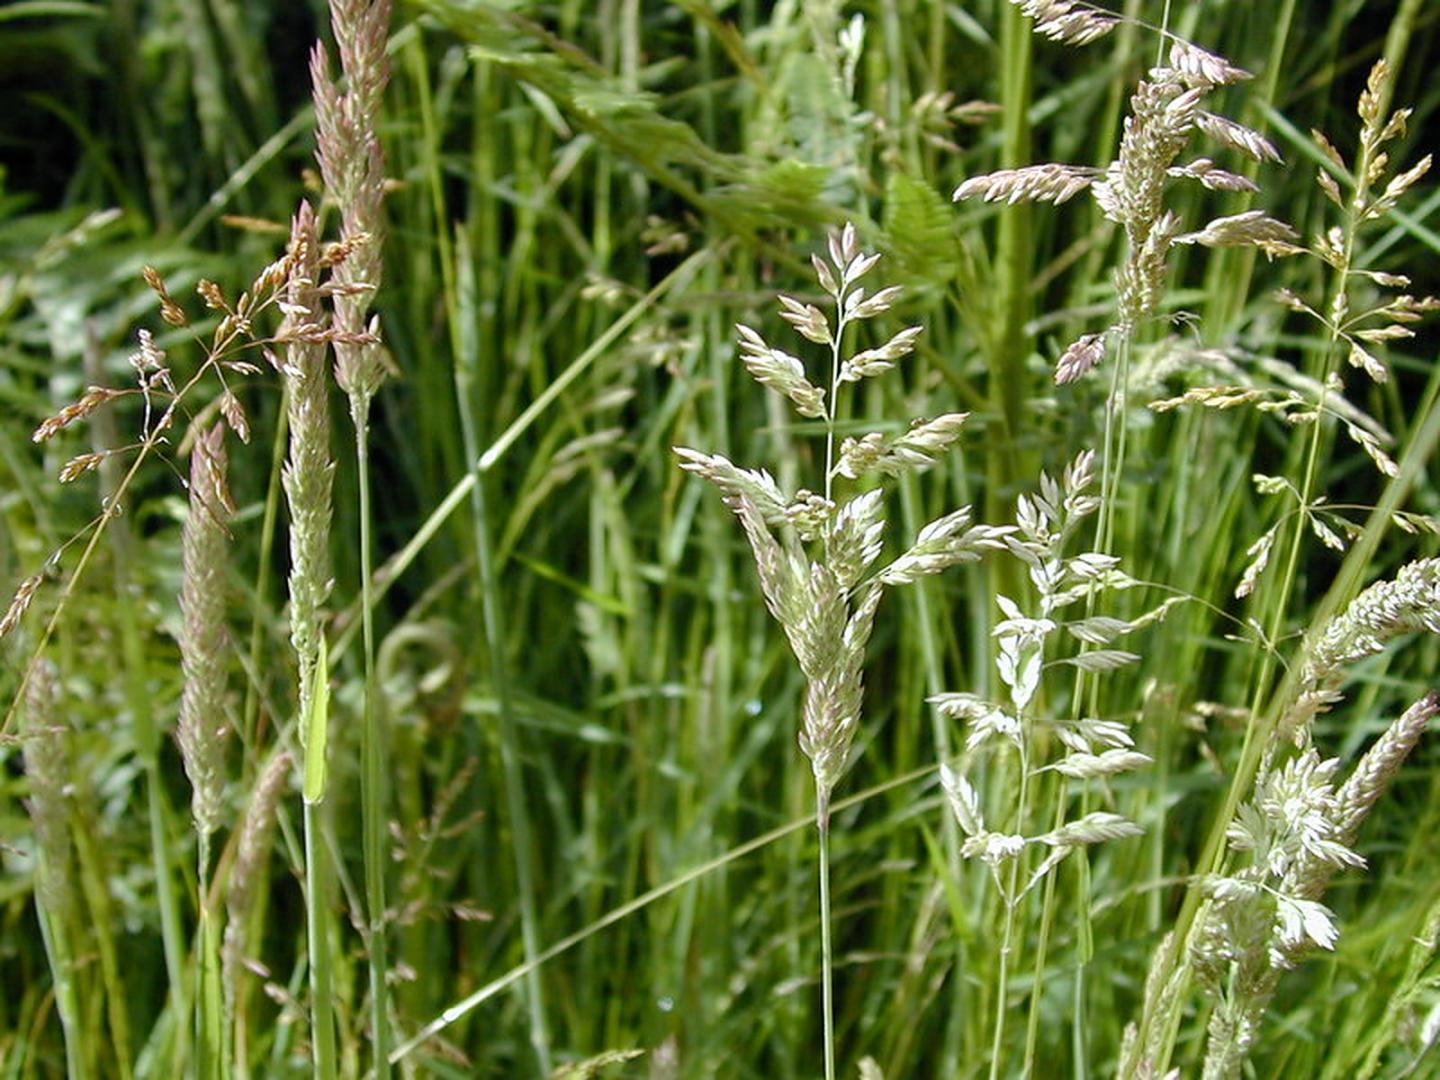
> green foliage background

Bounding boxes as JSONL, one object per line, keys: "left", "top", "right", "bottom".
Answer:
{"left": 1, "top": 1, "right": 1437, "bottom": 1076}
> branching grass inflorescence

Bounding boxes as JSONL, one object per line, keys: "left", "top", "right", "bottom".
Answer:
{"left": 678, "top": 222, "right": 1010, "bottom": 1078}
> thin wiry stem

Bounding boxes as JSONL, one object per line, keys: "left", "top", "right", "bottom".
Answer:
{"left": 988, "top": 741, "right": 1031, "bottom": 1080}
{"left": 351, "top": 394, "right": 391, "bottom": 1076}
{"left": 818, "top": 798, "right": 836, "bottom": 1080}
{"left": 823, "top": 308, "right": 847, "bottom": 503}
{"left": 817, "top": 266, "right": 850, "bottom": 1080}
{"left": 36, "top": 901, "right": 86, "bottom": 1079}
{"left": 196, "top": 834, "right": 224, "bottom": 1080}
{"left": 473, "top": 460, "right": 553, "bottom": 1074}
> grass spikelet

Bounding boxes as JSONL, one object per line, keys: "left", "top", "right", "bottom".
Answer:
{"left": 1, "top": 572, "right": 45, "bottom": 640}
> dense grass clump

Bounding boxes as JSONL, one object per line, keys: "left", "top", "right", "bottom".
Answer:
{"left": 2, "top": 2, "right": 1438, "bottom": 1078}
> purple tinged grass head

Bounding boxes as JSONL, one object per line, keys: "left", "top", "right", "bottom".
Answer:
{"left": 313, "top": 0, "right": 394, "bottom": 403}
{"left": 178, "top": 423, "right": 234, "bottom": 838}
{"left": 22, "top": 658, "right": 72, "bottom": 915}
{"left": 281, "top": 203, "right": 336, "bottom": 729}
{"left": 224, "top": 750, "right": 293, "bottom": 1006}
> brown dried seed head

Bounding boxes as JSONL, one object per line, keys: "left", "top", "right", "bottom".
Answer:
{"left": 197, "top": 279, "right": 227, "bottom": 311}
{"left": 1, "top": 572, "right": 45, "bottom": 639}
{"left": 32, "top": 386, "right": 126, "bottom": 443}
{"left": 1055, "top": 332, "right": 1108, "bottom": 384}
{"left": 59, "top": 452, "right": 107, "bottom": 484}
{"left": 219, "top": 390, "right": 251, "bottom": 444}
{"left": 143, "top": 265, "right": 188, "bottom": 326}
{"left": 133, "top": 329, "right": 166, "bottom": 372}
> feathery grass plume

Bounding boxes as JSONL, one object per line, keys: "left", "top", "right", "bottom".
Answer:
{"left": 932, "top": 449, "right": 1154, "bottom": 1078}
{"left": 313, "top": 3, "right": 395, "bottom": 1070}
{"left": 280, "top": 203, "right": 334, "bottom": 730}
{"left": 177, "top": 421, "right": 235, "bottom": 1079}
{"left": 1005, "top": 0, "right": 1119, "bottom": 45}
{"left": 277, "top": 199, "right": 340, "bottom": 1080}
{"left": 1192, "top": 693, "right": 1438, "bottom": 1080}
{"left": 312, "top": 0, "right": 393, "bottom": 403}
{"left": 677, "top": 223, "right": 1006, "bottom": 1080}
{"left": 1188, "top": 554, "right": 1440, "bottom": 1078}
{"left": 679, "top": 223, "right": 1002, "bottom": 814}
{"left": 177, "top": 422, "right": 234, "bottom": 838}
{"left": 223, "top": 750, "right": 292, "bottom": 1026}
{"left": 1280, "top": 558, "right": 1440, "bottom": 745}
{"left": 956, "top": 34, "right": 1289, "bottom": 382}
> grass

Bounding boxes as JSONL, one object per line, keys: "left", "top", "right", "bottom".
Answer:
{"left": 1, "top": 1, "right": 1439, "bottom": 1077}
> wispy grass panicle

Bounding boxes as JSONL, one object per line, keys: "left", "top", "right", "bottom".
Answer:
{"left": 1193, "top": 691, "right": 1438, "bottom": 1080}
{"left": 679, "top": 223, "right": 1009, "bottom": 1080}
{"left": 932, "top": 449, "right": 1155, "bottom": 1079}
{"left": 312, "top": 2, "right": 395, "bottom": 1069}
{"left": 956, "top": 34, "right": 1291, "bottom": 382}
{"left": 679, "top": 223, "right": 999, "bottom": 815}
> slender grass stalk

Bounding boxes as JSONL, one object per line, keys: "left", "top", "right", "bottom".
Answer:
{"left": 35, "top": 899, "right": 86, "bottom": 1079}
{"left": 349, "top": 393, "right": 393, "bottom": 1073}
{"left": 817, "top": 798, "right": 836, "bottom": 1080}
{"left": 987, "top": 742, "right": 1030, "bottom": 1080}
{"left": 420, "top": 10, "right": 551, "bottom": 1049}
{"left": 196, "top": 834, "right": 225, "bottom": 1079}
{"left": 312, "top": 0, "right": 395, "bottom": 1063}
{"left": 470, "top": 438, "right": 554, "bottom": 1075}
{"left": 816, "top": 244, "right": 853, "bottom": 1080}
{"left": 303, "top": 800, "right": 337, "bottom": 1079}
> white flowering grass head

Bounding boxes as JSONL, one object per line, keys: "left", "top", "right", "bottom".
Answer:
{"left": 676, "top": 223, "right": 1007, "bottom": 807}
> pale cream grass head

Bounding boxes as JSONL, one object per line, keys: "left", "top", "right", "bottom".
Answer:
{"left": 1006, "top": 0, "right": 1120, "bottom": 45}
{"left": 676, "top": 223, "right": 995, "bottom": 813}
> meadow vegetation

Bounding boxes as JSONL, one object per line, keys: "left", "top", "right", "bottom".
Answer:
{"left": 2, "top": 1, "right": 1438, "bottom": 1077}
